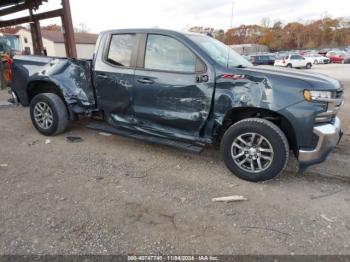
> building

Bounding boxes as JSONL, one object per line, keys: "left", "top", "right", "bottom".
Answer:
{"left": 16, "top": 29, "right": 98, "bottom": 59}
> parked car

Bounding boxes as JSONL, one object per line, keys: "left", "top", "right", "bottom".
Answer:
{"left": 318, "top": 49, "right": 330, "bottom": 56}
{"left": 326, "top": 51, "right": 350, "bottom": 64}
{"left": 274, "top": 54, "right": 313, "bottom": 69}
{"left": 304, "top": 53, "right": 330, "bottom": 64}
{"left": 8, "top": 29, "right": 344, "bottom": 182}
{"left": 250, "top": 54, "right": 275, "bottom": 66}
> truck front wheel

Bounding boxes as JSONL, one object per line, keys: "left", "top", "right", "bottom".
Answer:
{"left": 221, "top": 118, "right": 289, "bottom": 182}
{"left": 30, "top": 93, "right": 68, "bottom": 136}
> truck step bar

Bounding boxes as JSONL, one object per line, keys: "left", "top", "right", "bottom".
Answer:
{"left": 86, "top": 121, "right": 204, "bottom": 154}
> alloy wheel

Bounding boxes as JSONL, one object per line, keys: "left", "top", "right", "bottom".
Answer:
{"left": 33, "top": 102, "right": 54, "bottom": 130}
{"left": 231, "top": 132, "right": 274, "bottom": 173}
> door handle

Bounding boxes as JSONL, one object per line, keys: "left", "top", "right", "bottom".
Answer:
{"left": 137, "top": 78, "right": 154, "bottom": 85}
{"left": 96, "top": 74, "right": 108, "bottom": 79}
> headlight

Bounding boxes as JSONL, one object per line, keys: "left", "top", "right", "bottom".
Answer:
{"left": 304, "top": 90, "right": 332, "bottom": 102}
{"left": 304, "top": 89, "right": 344, "bottom": 123}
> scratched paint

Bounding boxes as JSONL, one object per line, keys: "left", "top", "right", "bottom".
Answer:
{"left": 10, "top": 29, "right": 343, "bottom": 163}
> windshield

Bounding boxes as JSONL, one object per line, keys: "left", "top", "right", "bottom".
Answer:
{"left": 0, "top": 40, "right": 11, "bottom": 53}
{"left": 187, "top": 34, "right": 252, "bottom": 68}
{"left": 1, "top": 35, "right": 21, "bottom": 51}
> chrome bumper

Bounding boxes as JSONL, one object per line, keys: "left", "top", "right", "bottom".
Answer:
{"left": 298, "top": 117, "right": 342, "bottom": 165}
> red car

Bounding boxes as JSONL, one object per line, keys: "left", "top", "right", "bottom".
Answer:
{"left": 326, "top": 51, "right": 350, "bottom": 63}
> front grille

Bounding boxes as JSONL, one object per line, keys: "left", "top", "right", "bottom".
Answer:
{"left": 315, "top": 89, "right": 343, "bottom": 123}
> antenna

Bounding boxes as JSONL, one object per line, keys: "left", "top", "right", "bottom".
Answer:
{"left": 226, "top": 1, "right": 234, "bottom": 68}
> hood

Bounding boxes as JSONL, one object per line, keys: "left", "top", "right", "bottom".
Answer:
{"left": 239, "top": 65, "right": 341, "bottom": 91}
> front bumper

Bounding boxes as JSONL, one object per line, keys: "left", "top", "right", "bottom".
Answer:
{"left": 298, "top": 117, "right": 342, "bottom": 166}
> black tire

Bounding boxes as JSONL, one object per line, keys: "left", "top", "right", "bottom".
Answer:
{"left": 306, "top": 63, "right": 312, "bottom": 69}
{"left": 286, "top": 63, "right": 292, "bottom": 68}
{"left": 220, "top": 118, "right": 289, "bottom": 182}
{"left": 30, "top": 93, "right": 68, "bottom": 136}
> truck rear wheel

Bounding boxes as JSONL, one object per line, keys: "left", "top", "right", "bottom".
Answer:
{"left": 221, "top": 118, "right": 289, "bottom": 182}
{"left": 30, "top": 93, "right": 68, "bottom": 136}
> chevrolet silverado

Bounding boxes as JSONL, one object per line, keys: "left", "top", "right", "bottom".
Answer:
{"left": 8, "top": 29, "right": 344, "bottom": 182}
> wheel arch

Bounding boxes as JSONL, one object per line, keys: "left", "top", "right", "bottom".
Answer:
{"left": 26, "top": 80, "right": 75, "bottom": 119}
{"left": 215, "top": 107, "right": 298, "bottom": 156}
{"left": 27, "top": 80, "right": 66, "bottom": 104}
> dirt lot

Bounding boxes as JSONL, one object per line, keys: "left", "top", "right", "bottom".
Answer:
{"left": 0, "top": 64, "right": 350, "bottom": 255}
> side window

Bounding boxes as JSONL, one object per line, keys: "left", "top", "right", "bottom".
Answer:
{"left": 144, "top": 34, "right": 196, "bottom": 72}
{"left": 291, "top": 55, "right": 298, "bottom": 60}
{"left": 107, "top": 34, "right": 136, "bottom": 67}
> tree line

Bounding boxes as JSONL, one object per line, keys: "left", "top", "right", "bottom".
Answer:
{"left": 1, "top": 16, "right": 350, "bottom": 51}
{"left": 190, "top": 17, "right": 350, "bottom": 51}
{"left": 0, "top": 23, "right": 90, "bottom": 34}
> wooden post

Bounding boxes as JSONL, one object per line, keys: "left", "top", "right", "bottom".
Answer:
{"left": 30, "top": 20, "right": 45, "bottom": 55}
{"left": 29, "top": 9, "right": 45, "bottom": 55}
{"left": 61, "top": 0, "right": 77, "bottom": 58}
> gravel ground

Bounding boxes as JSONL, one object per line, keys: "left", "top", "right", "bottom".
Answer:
{"left": 0, "top": 64, "right": 350, "bottom": 255}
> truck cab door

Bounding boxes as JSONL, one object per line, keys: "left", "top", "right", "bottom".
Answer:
{"left": 93, "top": 33, "right": 139, "bottom": 127}
{"left": 133, "top": 34, "right": 213, "bottom": 138}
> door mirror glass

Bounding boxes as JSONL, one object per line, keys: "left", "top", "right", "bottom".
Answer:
{"left": 144, "top": 34, "right": 196, "bottom": 72}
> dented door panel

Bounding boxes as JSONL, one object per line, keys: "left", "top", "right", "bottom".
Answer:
{"left": 133, "top": 70, "right": 213, "bottom": 137}
{"left": 94, "top": 68, "right": 135, "bottom": 126}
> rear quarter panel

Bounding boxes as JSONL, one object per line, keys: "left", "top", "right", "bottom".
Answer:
{"left": 12, "top": 55, "right": 95, "bottom": 108}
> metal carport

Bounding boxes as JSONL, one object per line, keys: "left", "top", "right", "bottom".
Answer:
{"left": 0, "top": 0, "right": 77, "bottom": 58}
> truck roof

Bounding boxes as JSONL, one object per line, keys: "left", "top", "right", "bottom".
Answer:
{"left": 99, "top": 28, "right": 201, "bottom": 37}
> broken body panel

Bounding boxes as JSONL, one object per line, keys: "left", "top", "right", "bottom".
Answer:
{"left": 10, "top": 29, "right": 343, "bottom": 169}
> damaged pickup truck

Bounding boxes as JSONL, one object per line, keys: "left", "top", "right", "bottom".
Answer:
{"left": 9, "top": 29, "right": 344, "bottom": 182}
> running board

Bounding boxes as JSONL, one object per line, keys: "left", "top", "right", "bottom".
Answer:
{"left": 86, "top": 121, "right": 204, "bottom": 154}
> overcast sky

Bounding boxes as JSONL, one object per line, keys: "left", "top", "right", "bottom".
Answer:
{"left": 2, "top": 0, "right": 350, "bottom": 33}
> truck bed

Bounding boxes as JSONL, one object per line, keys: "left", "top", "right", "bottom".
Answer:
{"left": 11, "top": 55, "right": 96, "bottom": 111}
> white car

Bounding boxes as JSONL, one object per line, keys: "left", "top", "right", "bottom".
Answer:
{"left": 274, "top": 54, "right": 313, "bottom": 69}
{"left": 304, "top": 53, "right": 330, "bottom": 64}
